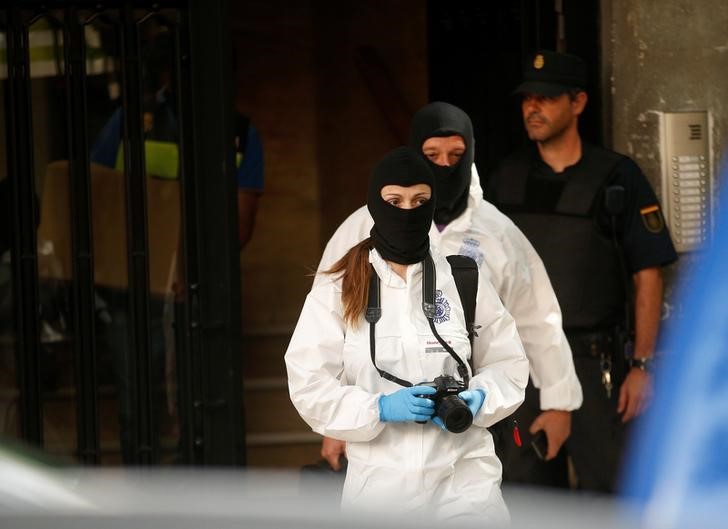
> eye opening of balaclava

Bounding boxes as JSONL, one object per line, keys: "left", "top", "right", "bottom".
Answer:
{"left": 367, "top": 146, "right": 435, "bottom": 265}
{"left": 408, "top": 102, "right": 474, "bottom": 225}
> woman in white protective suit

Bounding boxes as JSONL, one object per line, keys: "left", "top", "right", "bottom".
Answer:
{"left": 285, "top": 146, "right": 528, "bottom": 523}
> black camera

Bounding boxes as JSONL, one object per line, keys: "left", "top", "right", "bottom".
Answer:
{"left": 417, "top": 375, "right": 472, "bottom": 433}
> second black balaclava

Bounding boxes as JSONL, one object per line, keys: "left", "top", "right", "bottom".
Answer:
{"left": 408, "top": 102, "right": 474, "bottom": 225}
{"left": 367, "top": 147, "right": 435, "bottom": 265}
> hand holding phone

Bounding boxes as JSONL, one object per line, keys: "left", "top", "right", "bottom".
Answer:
{"left": 530, "top": 430, "right": 548, "bottom": 461}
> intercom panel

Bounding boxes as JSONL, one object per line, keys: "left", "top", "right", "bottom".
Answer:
{"left": 659, "top": 111, "right": 712, "bottom": 253}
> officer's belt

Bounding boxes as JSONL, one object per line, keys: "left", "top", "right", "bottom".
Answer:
{"left": 565, "top": 330, "right": 613, "bottom": 358}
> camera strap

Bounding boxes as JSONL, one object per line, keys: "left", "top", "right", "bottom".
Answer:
{"left": 446, "top": 255, "right": 479, "bottom": 350}
{"left": 365, "top": 270, "right": 412, "bottom": 388}
{"left": 422, "top": 253, "right": 471, "bottom": 385}
{"left": 365, "top": 252, "right": 471, "bottom": 387}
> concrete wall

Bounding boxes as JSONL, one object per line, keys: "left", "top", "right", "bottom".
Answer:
{"left": 232, "top": 1, "right": 320, "bottom": 331}
{"left": 231, "top": 0, "right": 427, "bottom": 337}
{"left": 604, "top": 0, "right": 728, "bottom": 318}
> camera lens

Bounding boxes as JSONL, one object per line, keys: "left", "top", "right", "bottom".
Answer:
{"left": 436, "top": 395, "right": 473, "bottom": 433}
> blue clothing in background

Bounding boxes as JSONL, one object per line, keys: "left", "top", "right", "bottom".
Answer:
{"left": 236, "top": 123, "right": 264, "bottom": 192}
{"left": 90, "top": 107, "right": 264, "bottom": 192}
{"left": 90, "top": 107, "right": 123, "bottom": 169}
{"left": 621, "top": 161, "right": 728, "bottom": 528}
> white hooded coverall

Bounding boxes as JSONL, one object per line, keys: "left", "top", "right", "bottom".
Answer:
{"left": 286, "top": 247, "right": 528, "bottom": 522}
{"left": 315, "top": 166, "right": 582, "bottom": 411}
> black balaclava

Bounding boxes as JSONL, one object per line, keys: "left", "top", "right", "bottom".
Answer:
{"left": 408, "top": 102, "right": 474, "bottom": 225}
{"left": 367, "top": 147, "right": 435, "bottom": 265}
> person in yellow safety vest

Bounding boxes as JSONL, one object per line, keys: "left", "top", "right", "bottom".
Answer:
{"left": 89, "top": 92, "right": 264, "bottom": 250}
{"left": 91, "top": 27, "right": 263, "bottom": 249}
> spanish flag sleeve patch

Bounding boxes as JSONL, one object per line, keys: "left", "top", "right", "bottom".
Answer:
{"left": 640, "top": 204, "right": 665, "bottom": 233}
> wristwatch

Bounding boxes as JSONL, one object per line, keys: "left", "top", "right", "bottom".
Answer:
{"left": 628, "top": 357, "right": 653, "bottom": 372}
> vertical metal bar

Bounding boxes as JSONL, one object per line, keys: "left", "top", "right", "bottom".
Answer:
{"left": 188, "top": 0, "right": 244, "bottom": 465}
{"left": 555, "top": 0, "right": 566, "bottom": 52}
{"left": 599, "top": 0, "right": 613, "bottom": 148}
{"left": 519, "top": 0, "right": 530, "bottom": 65}
{"left": 7, "top": 6, "right": 43, "bottom": 445}
{"left": 175, "top": 8, "right": 203, "bottom": 465}
{"left": 535, "top": 0, "right": 542, "bottom": 49}
{"left": 65, "top": 6, "right": 100, "bottom": 465}
{"left": 120, "top": 1, "right": 154, "bottom": 465}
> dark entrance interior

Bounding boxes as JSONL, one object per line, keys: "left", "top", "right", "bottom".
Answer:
{"left": 427, "top": 0, "right": 602, "bottom": 182}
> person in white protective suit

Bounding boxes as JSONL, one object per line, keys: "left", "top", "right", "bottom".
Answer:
{"left": 285, "top": 146, "right": 528, "bottom": 522}
{"left": 316, "top": 102, "right": 582, "bottom": 485}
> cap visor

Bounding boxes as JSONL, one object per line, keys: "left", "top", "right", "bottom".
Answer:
{"left": 512, "top": 81, "right": 573, "bottom": 97}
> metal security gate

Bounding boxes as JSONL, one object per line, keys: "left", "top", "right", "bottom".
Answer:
{"left": 0, "top": 0, "right": 244, "bottom": 466}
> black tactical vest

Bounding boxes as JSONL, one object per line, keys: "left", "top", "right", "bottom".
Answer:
{"left": 492, "top": 147, "right": 626, "bottom": 330}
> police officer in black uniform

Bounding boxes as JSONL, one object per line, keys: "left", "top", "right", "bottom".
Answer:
{"left": 486, "top": 50, "right": 678, "bottom": 492}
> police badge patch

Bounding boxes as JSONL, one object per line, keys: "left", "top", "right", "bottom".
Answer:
{"left": 434, "top": 289, "right": 451, "bottom": 324}
{"left": 459, "top": 237, "right": 485, "bottom": 266}
{"left": 640, "top": 204, "right": 665, "bottom": 233}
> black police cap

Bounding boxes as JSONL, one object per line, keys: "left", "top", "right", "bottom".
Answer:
{"left": 514, "top": 50, "right": 587, "bottom": 97}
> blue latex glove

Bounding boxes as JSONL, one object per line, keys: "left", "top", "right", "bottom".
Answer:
{"left": 379, "top": 386, "right": 437, "bottom": 423}
{"left": 432, "top": 416, "right": 446, "bottom": 431}
{"left": 458, "top": 389, "right": 486, "bottom": 417}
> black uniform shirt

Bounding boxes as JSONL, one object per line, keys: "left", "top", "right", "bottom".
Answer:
{"left": 492, "top": 143, "right": 678, "bottom": 274}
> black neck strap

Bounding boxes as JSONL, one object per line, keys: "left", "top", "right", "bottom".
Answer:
{"left": 366, "top": 253, "right": 471, "bottom": 388}
{"left": 365, "top": 268, "right": 412, "bottom": 387}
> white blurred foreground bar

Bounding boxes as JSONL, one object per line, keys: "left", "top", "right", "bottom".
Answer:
{"left": 0, "top": 441, "right": 641, "bottom": 529}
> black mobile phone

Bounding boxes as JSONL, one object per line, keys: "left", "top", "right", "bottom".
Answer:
{"left": 530, "top": 430, "right": 548, "bottom": 461}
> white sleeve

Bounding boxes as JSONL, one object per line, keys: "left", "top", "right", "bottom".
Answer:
{"left": 313, "top": 206, "right": 372, "bottom": 288}
{"left": 284, "top": 284, "right": 385, "bottom": 442}
{"left": 499, "top": 224, "right": 583, "bottom": 411}
{"left": 468, "top": 276, "right": 529, "bottom": 428}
